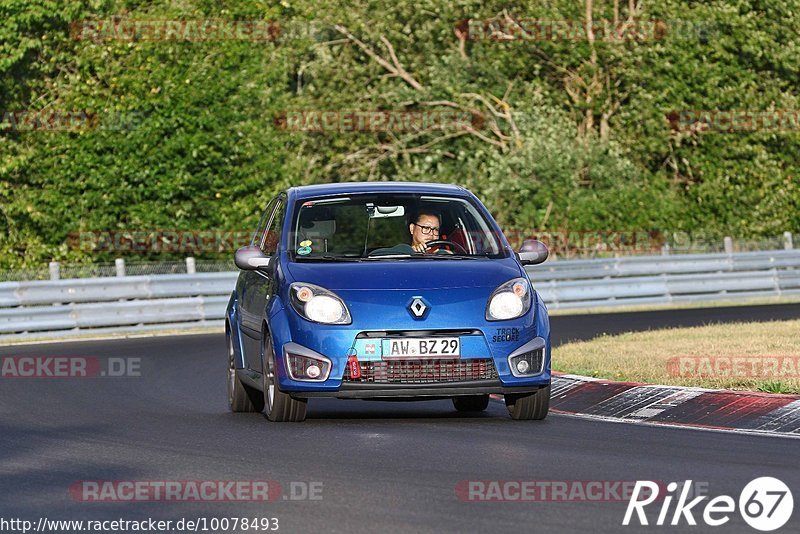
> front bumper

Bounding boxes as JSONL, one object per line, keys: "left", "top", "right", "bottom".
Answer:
{"left": 272, "top": 329, "right": 551, "bottom": 394}
{"left": 292, "top": 381, "right": 548, "bottom": 399}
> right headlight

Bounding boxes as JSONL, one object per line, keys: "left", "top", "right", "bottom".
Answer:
{"left": 486, "top": 277, "right": 532, "bottom": 321}
{"left": 290, "top": 283, "right": 352, "bottom": 325}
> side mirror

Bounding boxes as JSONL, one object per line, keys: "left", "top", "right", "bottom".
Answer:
{"left": 234, "top": 245, "right": 271, "bottom": 270}
{"left": 518, "top": 240, "right": 549, "bottom": 265}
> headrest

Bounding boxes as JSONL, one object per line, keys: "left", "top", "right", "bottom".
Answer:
{"left": 301, "top": 206, "right": 335, "bottom": 225}
{"left": 302, "top": 219, "right": 336, "bottom": 238}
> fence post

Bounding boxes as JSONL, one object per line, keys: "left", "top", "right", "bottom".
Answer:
{"left": 115, "top": 258, "right": 126, "bottom": 277}
{"left": 723, "top": 236, "right": 733, "bottom": 254}
{"left": 784, "top": 231, "right": 794, "bottom": 250}
{"left": 48, "top": 261, "right": 60, "bottom": 280}
{"left": 661, "top": 244, "right": 670, "bottom": 256}
{"left": 186, "top": 257, "right": 196, "bottom": 274}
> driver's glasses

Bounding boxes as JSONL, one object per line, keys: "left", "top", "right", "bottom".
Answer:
{"left": 414, "top": 223, "right": 440, "bottom": 235}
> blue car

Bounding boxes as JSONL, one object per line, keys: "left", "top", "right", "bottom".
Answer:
{"left": 226, "top": 182, "right": 551, "bottom": 422}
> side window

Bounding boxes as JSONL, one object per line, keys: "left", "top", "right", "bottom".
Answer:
{"left": 251, "top": 198, "right": 277, "bottom": 247}
{"left": 260, "top": 198, "right": 286, "bottom": 255}
{"left": 454, "top": 202, "right": 501, "bottom": 255}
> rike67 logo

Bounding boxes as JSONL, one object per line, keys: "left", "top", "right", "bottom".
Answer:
{"left": 624, "top": 477, "right": 794, "bottom": 531}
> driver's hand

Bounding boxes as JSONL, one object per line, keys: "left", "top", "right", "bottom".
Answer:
{"left": 412, "top": 243, "right": 427, "bottom": 253}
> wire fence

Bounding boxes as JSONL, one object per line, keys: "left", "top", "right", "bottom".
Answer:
{"left": 0, "top": 232, "right": 794, "bottom": 282}
{"left": 516, "top": 232, "right": 793, "bottom": 260}
{"left": 0, "top": 260, "right": 236, "bottom": 282}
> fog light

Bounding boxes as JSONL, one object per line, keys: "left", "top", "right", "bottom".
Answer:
{"left": 285, "top": 349, "right": 331, "bottom": 381}
{"left": 306, "top": 364, "right": 321, "bottom": 379}
{"left": 508, "top": 343, "right": 545, "bottom": 378}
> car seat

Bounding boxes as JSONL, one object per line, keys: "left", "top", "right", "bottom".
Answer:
{"left": 299, "top": 208, "right": 336, "bottom": 254}
{"left": 447, "top": 226, "right": 469, "bottom": 253}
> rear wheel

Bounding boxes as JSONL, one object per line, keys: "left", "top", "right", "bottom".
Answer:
{"left": 262, "top": 334, "right": 307, "bottom": 422}
{"left": 227, "top": 330, "right": 264, "bottom": 413}
{"left": 452, "top": 395, "right": 490, "bottom": 412}
{"left": 505, "top": 385, "right": 550, "bottom": 420}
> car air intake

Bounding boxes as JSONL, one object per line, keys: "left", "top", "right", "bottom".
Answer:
{"left": 343, "top": 358, "right": 498, "bottom": 384}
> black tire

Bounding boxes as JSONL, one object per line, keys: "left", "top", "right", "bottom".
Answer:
{"left": 227, "top": 329, "right": 264, "bottom": 413}
{"left": 505, "top": 385, "right": 550, "bottom": 420}
{"left": 452, "top": 395, "right": 490, "bottom": 412}
{"left": 262, "top": 333, "right": 307, "bottom": 422}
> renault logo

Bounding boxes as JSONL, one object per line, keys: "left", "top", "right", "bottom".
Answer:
{"left": 408, "top": 297, "right": 429, "bottom": 319}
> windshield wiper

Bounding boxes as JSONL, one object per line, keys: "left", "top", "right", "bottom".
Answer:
{"left": 363, "top": 253, "right": 413, "bottom": 260}
{"left": 415, "top": 254, "right": 479, "bottom": 260}
{"left": 364, "top": 253, "right": 486, "bottom": 260}
{"left": 296, "top": 254, "right": 363, "bottom": 262}
{"left": 301, "top": 253, "right": 487, "bottom": 261}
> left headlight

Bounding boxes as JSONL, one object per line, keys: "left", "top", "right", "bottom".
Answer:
{"left": 290, "top": 283, "right": 352, "bottom": 325}
{"left": 486, "top": 277, "right": 532, "bottom": 321}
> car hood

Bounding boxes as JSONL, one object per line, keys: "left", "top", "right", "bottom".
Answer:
{"left": 285, "top": 257, "right": 524, "bottom": 290}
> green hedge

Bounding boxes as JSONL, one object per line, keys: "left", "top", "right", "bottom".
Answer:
{"left": 1, "top": 0, "right": 798, "bottom": 267}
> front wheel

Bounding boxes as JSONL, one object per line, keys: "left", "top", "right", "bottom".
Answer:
{"left": 262, "top": 334, "right": 307, "bottom": 422}
{"left": 505, "top": 385, "right": 550, "bottom": 420}
{"left": 227, "top": 330, "right": 264, "bottom": 413}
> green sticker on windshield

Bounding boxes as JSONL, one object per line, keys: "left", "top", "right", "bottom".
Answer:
{"left": 297, "top": 246, "right": 312, "bottom": 255}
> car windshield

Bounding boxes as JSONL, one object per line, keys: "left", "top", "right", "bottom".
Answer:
{"left": 289, "top": 193, "right": 505, "bottom": 260}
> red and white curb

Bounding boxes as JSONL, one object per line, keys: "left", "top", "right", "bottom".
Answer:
{"left": 495, "top": 374, "right": 800, "bottom": 438}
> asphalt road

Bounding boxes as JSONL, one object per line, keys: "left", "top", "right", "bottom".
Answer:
{"left": 1, "top": 304, "right": 798, "bottom": 533}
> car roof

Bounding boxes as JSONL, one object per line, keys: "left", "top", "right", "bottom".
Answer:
{"left": 287, "top": 181, "right": 470, "bottom": 200}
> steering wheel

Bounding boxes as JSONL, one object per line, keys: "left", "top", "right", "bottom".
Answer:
{"left": 423, "top": 239, "right": 468, "bottom": 255}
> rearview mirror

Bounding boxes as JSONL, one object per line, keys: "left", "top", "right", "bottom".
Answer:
{"left": 367, "top": 203, "right": 405, "bottom": 218}
{"left": 518, "top": 240, "right": 549, "bottom": 265}
{"left": 234, "top": 245, "right": 271, "bottom": 270}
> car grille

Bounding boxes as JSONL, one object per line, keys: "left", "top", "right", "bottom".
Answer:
{"left": 343, "top": 358, "right": 498, "bottom": 384}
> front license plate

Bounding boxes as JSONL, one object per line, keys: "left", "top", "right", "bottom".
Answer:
{"left": 381, "top": 337, "right": 460, "bottom": 359}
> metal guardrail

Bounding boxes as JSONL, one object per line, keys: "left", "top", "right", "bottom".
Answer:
{"left": 0, "top": 272, "right": 237, "bottom": 307}
{"left": 0, "top": 250, "right": 798, "bottom": 337}
{"left": 0, "top": 272, "right": 236, "bottom": 335}
{"left": 531, "top": 249, "right": 800, "bottom": 309}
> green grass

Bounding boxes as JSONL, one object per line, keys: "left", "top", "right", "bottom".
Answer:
{"left": 553, "top": 320, "right": 800, "bottom": 394}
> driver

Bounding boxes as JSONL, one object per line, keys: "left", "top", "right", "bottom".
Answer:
{"left": 409, "top": 211, "right": 442, "bottom": 253}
